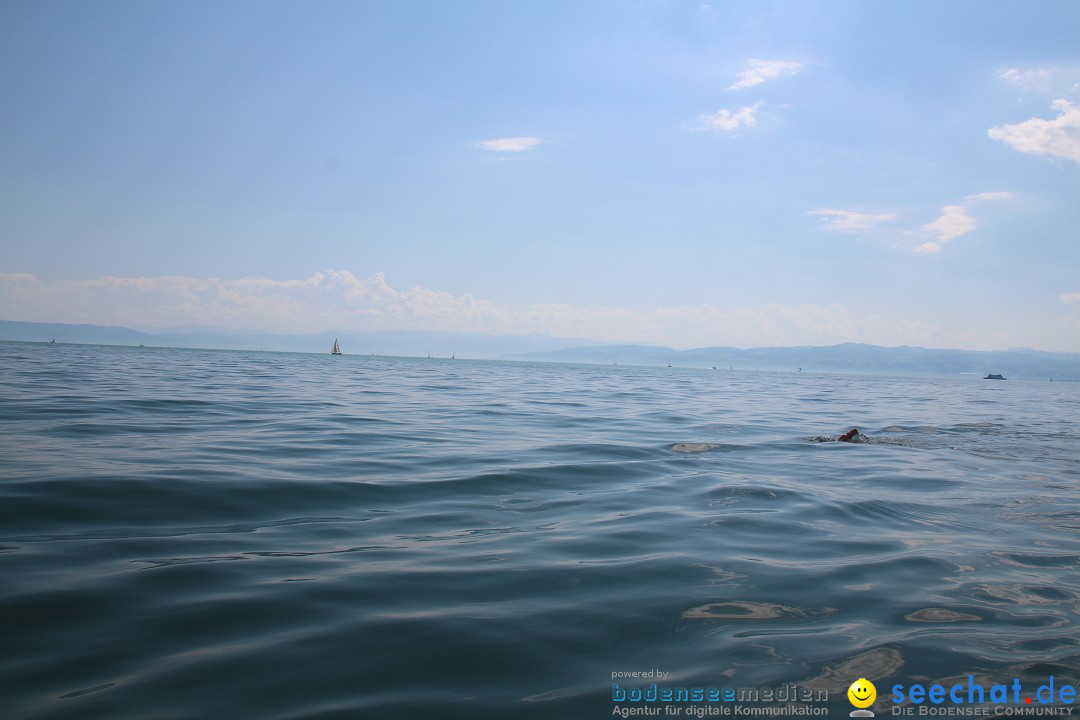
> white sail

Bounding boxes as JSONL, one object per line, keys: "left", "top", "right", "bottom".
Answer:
{"left": 331, "top": 338, "right": 342, "bottom": 355}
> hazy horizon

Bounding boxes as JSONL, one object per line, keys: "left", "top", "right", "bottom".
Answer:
{"left": 6, "top": 317, "right": 1080, "bottom": 360}
{"left": 3, "top": 2, "right": 1079, "bottom": 351}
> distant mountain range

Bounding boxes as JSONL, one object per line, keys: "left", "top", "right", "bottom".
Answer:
{"left": 3, "top": 319, "right": 1078, "bottom": 380}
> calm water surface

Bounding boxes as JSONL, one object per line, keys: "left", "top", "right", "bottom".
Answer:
{"left": 2, "top": 342, "right": 1079, "bottom": 719}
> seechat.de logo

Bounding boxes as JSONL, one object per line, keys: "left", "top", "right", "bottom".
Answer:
{"left": 849, "top": 678, "right": 877, "bottom": 717}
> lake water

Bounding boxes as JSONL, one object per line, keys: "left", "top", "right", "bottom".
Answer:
{"left": 2, "top": 342, "right": 1079, "bottom": 719}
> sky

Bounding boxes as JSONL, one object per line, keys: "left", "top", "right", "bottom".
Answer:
{"left": 1, "top": 0, "right": 1079, "bottom": 351}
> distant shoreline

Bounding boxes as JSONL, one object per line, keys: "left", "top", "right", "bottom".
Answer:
{"left": 4, "top": 334, "right": 1078, "bottom": 383}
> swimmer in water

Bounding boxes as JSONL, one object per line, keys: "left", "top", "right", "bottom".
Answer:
{"left": 837, "top": 428, "right": 864, "bottom": 443}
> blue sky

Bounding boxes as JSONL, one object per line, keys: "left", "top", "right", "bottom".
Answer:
{"left": 2, "top": 0, "right": 1079, "bottom": 350}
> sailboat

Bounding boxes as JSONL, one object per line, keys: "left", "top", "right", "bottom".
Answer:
{"left": 331, "top": 338, "right": 342, "bottom": 355}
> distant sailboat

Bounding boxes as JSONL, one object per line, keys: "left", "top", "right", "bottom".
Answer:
{"left": 331, "top": 338, "right": 342, "bottom": 355}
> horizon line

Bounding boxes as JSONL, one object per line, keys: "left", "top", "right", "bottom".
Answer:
{"left": 2, "top": 317, "right": 1078, "bottom": 358}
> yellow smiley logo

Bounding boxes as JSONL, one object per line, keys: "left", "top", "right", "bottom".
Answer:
{"left": 847, "top": 678, "right": 877, "bottom": 709}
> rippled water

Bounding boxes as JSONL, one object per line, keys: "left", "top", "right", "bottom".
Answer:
{"left": 2, "top": 342, "right": 1079, "bottom": 719}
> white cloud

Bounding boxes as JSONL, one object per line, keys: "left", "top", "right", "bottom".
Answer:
{"left": 913, "top": 192, "right": 1014, "bottom": 253}
{"left": 1062, "top": 292, "right": 1080, "bottom": 324}
{"left": 988, "top": 99, "right": 1080, "bottom": 164}
{"left": 0, "top": 271, "right": 504, "bottom": 332}
{"left": 965, "top": 191, "right": 1014, "bottom": 203}
{"left": 0, "top": 271, "right": 960, "bottom": 349}
{"left": 923, "top": 205, "right": 977, "bottom": 245}
{"left": 697, "top": 103, "right": 762, "bottom": 132}
{"left": 810, "top": 209, "right": 896, "bottom": 233}
{"left": 473, "top": 137, "right": 541, "bottom": 152}
{"left": 812, "top": 195, "right": 1011, "bottom": 253}
{"left": 998, "top": 67, "right": 1054, "bottom": 93}
{"left": 729, "top": 59, "right": 804, "bottom": 90}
